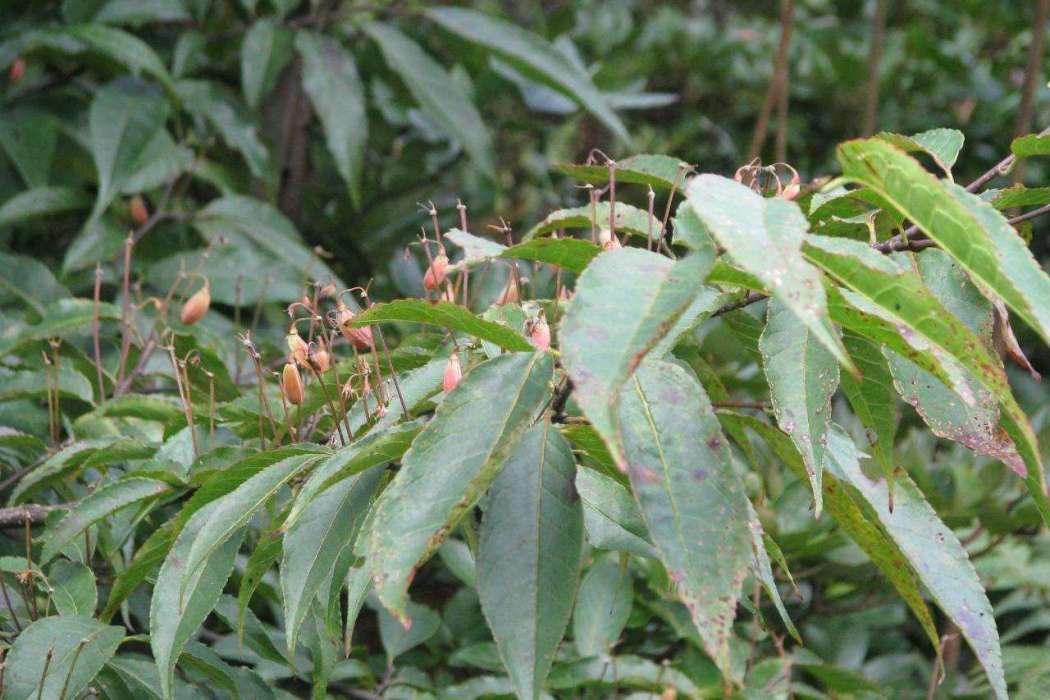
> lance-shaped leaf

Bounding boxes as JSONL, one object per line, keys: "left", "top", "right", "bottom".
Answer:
{"left": 366, "top": 352, "right": 553, "bottom": 621}
{"left": 824, "top": 425, "right": 1007, "bottom": 700}
{"left": 803, "top": 235, "right": 1048, "bottom": 522}
{"left": 352, "top": 299, "right": 533, "bottom": 352}
{"left": 554, "top": 154, "right": 689, "bottom": 190}
{"left": 64, "top": 24, "right": 176, "bottom": 94}
{"left": 686, "top": 174, "right": 851, "bottom": 370}
{"left": 573, "top": 556, "right": 633, "bottom": 656}
{"left": 426, "top": 7, "right": 629, "bottom": 143}
{"left": 837, "top": 138, "right": 1050, "bottom": 347}
{"left": 0, "top": 186, "right": 91, "bottom": 226}
{"left": 617, "top": 360, "right": 752, "bottom": 674}
{"left": 296, "top": 31, "right": 367, "bottom": 207}
{"left": 178, "top": 454, "right": 322, "bottom": 597}
{"left": 747, "top": 510, "right": 800, "bottom": 643}
{"left": 721, "top": 412, "right": 940, "bottom": 654}
{"left": 839, "top": 330, "right": 897, "bottom": 489}
{"left": 282, "top": 468, "right": 382, "bottom": 655}
{"left": 759, "top": 298, "right": 841, "bottom": 516}
{"left": 5, "top": 616, "right": 124, "bottom": 700}
{"left": 365, "top": 22, "right": 494, "bottom": 177}
{"left": 151, "top": 500, "right": 245, "bottom": 699}
{"left": 877, "top": 128, "right": 964, "bottom": 178}
{"left": 560, "top": 249, "right": 715, "bottom": 467}
{"left": 41, "top": 477, "right": 174, "bottom": 564}
{"left": 285, "top": 422, "right": 421, "bottom": 529}
{"left": 477, "top": 422, "right": 583, "bottom": 700}
{"left": 524, "top": 203, "right": 662, "bottom": 242}
{"left": 501, "top": 238, "right": 601, "bottom": 274}
{"left": 1011, "top": 133, "right": 1050, "bottom": 157}
{"left": 575, "top": 465, "right": 657, "bottom": 559}
{"left": 241, "top": 19, "right": 292, "bottom": 110}
{"left": 0, "top": 298, "right": 121, "bottom": 356}
{"left": 888, "top": 249, "right": 1023, "bottom": 474}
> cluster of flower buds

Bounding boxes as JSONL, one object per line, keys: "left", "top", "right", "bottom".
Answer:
{"left": 181, "top": 282, "right": 211, "bottom": 325}
{"left": 334, "top": 301, "right": 374, "bottom": 350}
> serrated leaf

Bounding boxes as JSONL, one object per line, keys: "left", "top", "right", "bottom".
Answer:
{"left": 241, "top": 19, "right": 292, "bottom": 109}
{"left": 150, "top": 501, "right": 245, "bottom": 700}
{"left": 572, "top": 556, "right": 632, "bottom": 656}
{"left": 477, "top": 422, "right": 583, "bottom": 700}
{"left": 282, "top": 468, "right": 381, "bottom": 654}
{"left": 364, "top": 22, "right": 494, "bottom": 177}
{"left": 501, "top": 238, "right": 601, "bottom": 274}
{"left": 686, "top": 174, "right": 851, "bottom": 370}
{"left": 524, "top": 202, "right": 662, "bottom": 242}
{"left": 554, "top": 154, "right": 689, "bottom": 191}
{"left": 49, "top": 560, "right": 97, "bottom": 617}
{"left": 824, "top": 425, "right": 1007, "bottom": 700}
{"left": 179, "top": 454, "right": 321, "bottom": 597}
{"left": 285, "top": 421, "right": 420, "bottom": 529}
{"left": 1011, "top": 133, "right": 1050, "bottom": 157}
{"left": 617, "top": 360, "right": 751, "bottom": 673}
{"left": 426, "top": 7, "right": 629, "bottom": 143}
{"left": 989, "top": 185, "right": 1050, "bottom": 209}
{"left": 575, "top": 465, "right": 657, "bottom": 559}
{"left": 5, "top": 616, "right": 124, "bottom": 700}
{"left": 759, "top": 298, "right": 841, "bottom": 516}
{"left": 366, "top": 351, "right": 553, "bottom": 621}
{"left": 351, "top": 299, "right": 533, "bottom": 351}
{"left": 839, "top": 329, "right": 897, "bottom": 487}
{"left": 297, "top": 31, "right": 367, "bottom": 207}
{"left": 837, "top": 138, "right": 1050, "bottom": 348}
{"left": 0, "top": 187, "right": 92, "bottom": 227}
{"left": 41, "top": 477, "right": 173, "bottom": 564}
{"left": 12, "top": 436, "right": 155, "bottom": 504}
{"left": 878, "top": 128, "right": 964, "bottom": 178}
{"left": 560, "top": 248, "right": 715, "bottom": 467}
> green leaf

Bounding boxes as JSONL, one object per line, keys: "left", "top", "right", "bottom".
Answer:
{"left": 837, "top": 138, "right": 1050, "bottom": 348}
{"left": 41, "top": 477, "right": 173, "bottom": 564}
{"left": 366, "top": 351, "right": 553, "bottom": 621}
{"left": 839, "top": 330, "right": 897, "bottom": 488}
{"left": 12, "top": 436, "right": 155, "bottom": 504}
{"left": 150, "top": 500, "right": 245, "bottom": 699}
{"left": 0, "top": 107, "right": 56, "bottom": 187}
{"left": 617, "top": 360, "right": 751, "bottom": 673}
{"left": 0, "top": 298, "right": 121, "bottom": 356}
{"left": 524, "top": 202, "right": 662, "bottom": 242}
{"left": 559, "top": 248, "right": 715, "bottom": 467}
{"left": 723, "top": 412, "right": 940, "bottom": 654}
{"left": 759, "top": 298, "right": 841, "bottom": 516}
{"left": 0, "top": 187, "right": 92, "bottom": 227}
{"left": 351, "top": 299, "right": 533, "bottom": 351}
{"left": 86, "top": 79, "right": 168, "bottom": 224}
{"left": 572, "top": 556, "right": 633, "bottom": 656}
{"left": 824, "top": 425, "right": 1007, "bottom": 700}
{"left": 296, "top": 31, "right": 367, "bottom": 207}
{"left": 671, "top": 200, "right": 717, "bottom": 253}
{"left": 241, "top": 19, "right": 292, "bottom": 109}
{"left": 878, "top": 128, "right": 964, "bottom": 178}
{"left": 554, "top": 154, "right": 690, "bottom": 190}
{"left": 282, "top": 468, "right": 382, "bottom": 654}
{"left": 193, "top": 195, "right": 343, "bottom": 289}
{"left": 285, "top": 421, "right": 421, "bottom": 529}
{"left": 179, "top": 454, "right": 321, "bottom": 597}
{"left": 364, "top": 22, "right": 494, "bottom": 177}
{"left": 575, "top": 465, "right": 657, "bottom": 559}
{"left": 426, "top": 7, "right": 629, "bottom": 143}
{"left": 377, "top": 599, "right": 441, "bottom": 660}
{"left": 0, "top": 252, "right": 70, "bottom": 316}
{"left": 686, "top": 174, "right": 851, "bottom": 370}
{"left": 65, "top": 24, "right": 176, "bottom": 93}
{"left": 444, "top": 228, "right": 508, "bottom": 264}
{"left": 747, "top": 513, "right": 800, "bottom": 643}
{"left": 0, "top": 363, "right": 94, "bottom": 404}
{"left": 176, "top": 80, "right": 270, "bottom": 180}
{"left": 49, "top": 560, "right": 97, "bottom": 617}
{"left": 5, "top": 616, "right": 124, "bottom": 700}
{"left": 1011, "top": 133, "right": 1050, "bottom": 157}
{"left": 500, "top": 238, "right": 601, "bottom": 274}
{"left": 888, "top": 249, "right": 1023, "bottom": 474}
{"left": 989, "top": 185, "right": 1050, "bottom": 209}
{"left": 477, "top": 422, "right": 583, "bottom": 700}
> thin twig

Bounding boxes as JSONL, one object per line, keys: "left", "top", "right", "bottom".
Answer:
{"left": 92, "top": 264, "right": 105, "bottom": 402}
{"left": 1011, "top": 0, "right": 1050, "bottom": 185}
{"left": 748, "top": 0, "right": 796, "bottom": 161}
{"left": 860, "top": 0, "right": 889, "bottom": 136}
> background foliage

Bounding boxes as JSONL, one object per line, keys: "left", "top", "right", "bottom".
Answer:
{"left": 2, "top": 1, "right": 1050, "bottom": 699}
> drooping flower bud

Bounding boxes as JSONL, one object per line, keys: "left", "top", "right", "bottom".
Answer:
{"left": 495, "top": 275, "right": 520, "bottom": 305}
{"left": 129, "top": 194, "right": 149, "bottom": 226}
{"left": 310, "top": 343, "right": 330, "bottom": 373}
{"left": 528, "top": 313, "right": 551, "bottom": 351}
{"left": 335, "top": 301, "right": 374, "bottom": 349}
{"left": 423, "top": 253, "right": 449, "bottom": 291}
{"left": 287, "top": 327, "right": 310, "bottom": 367}
{"left": 8, "top": 58, "right": 25, "bottom": 86}
{"left": 282, "top": 362, "right": 304, "bottom": 404}
{"left": 180, "top": 284, "right": 211, "bottom": 325}
{"left": 443, "top": 353, "right": 462, "bottom": 394}
{"left": 598, "top": 228, "right": 621, "bottom": 251}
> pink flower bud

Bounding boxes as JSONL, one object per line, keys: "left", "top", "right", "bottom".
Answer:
{"left": 423, "top": 254, "right": 449, "bottom": 290}
{"left": 529, "top": 314, "right": 551, "bottom": 351}
{"left": 443, "top": 353, "right": 462, "bottom": 393}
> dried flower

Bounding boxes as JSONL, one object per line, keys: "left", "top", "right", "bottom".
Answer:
{"left": 282, "top": 362, "right": 304, "bottom": 404}
{"left": 335, "top": 302, "right": 374, "bottom": 349}
{"left": 129, "top": 194, "right": 149, "bottom": 226}
{"left": 286, "top": 327, "right": 310, "bottom": 367}
{"left": 423, "top": 253, "right": 449, "bottom": 290}
{"left": 310, "top": 344, "right": 330, "bottom": 373}
{"left": 180, "top": 284, "right": 210, "bottom": 325}
{"left": 443, "top": 353, "right": 462, "bottom": 393}
{"left": 528, "top": 313, "right": 551, "bottom": 351}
